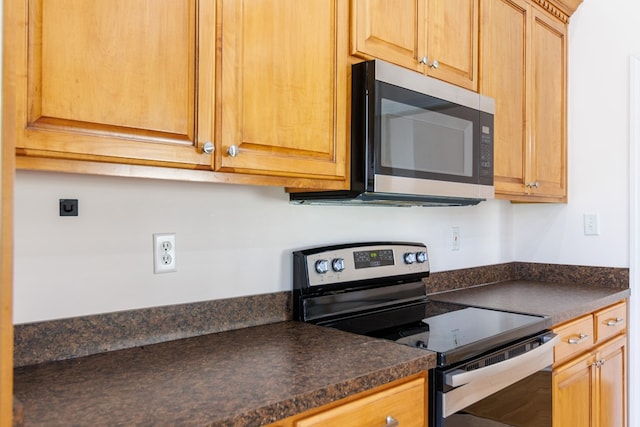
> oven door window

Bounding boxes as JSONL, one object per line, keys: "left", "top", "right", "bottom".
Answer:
{"left": 445, "top": 368, "right": 552, "bottom": 427}
{"left": 375, "top": 81, "right": 480, "bottom": 184}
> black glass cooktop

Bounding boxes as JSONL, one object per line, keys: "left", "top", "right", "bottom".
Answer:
{"left": 335, "top": 301, "right": 550, "bottom": 367}
{"left": 396, "top": 305, "right": 549, "bottom": 366}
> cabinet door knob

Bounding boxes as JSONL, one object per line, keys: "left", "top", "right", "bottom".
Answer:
{"left": 227, "top": 145, "right": 239, "bottom": 157}
{"left": 385, "top": 416, "right": 400, "bottom": 427}
{"left": 419, "top": 56, "right": 429, "bottom": 65}
{"left": 526, "top": 181, "right": 540, "bottom": 189}
{"left": 202, "top": 142, "right": 215, "bottom": 154}
{"left": 429, "top": 60, "right": 439, "bottom": 69}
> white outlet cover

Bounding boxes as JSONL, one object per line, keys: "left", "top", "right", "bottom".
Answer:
{"left": 153, "top": 233, "right": 177, "bottom": 273}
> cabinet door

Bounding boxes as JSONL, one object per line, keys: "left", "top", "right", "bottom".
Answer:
{"left": 479, "top": 0, "right": 529, "bottom": 197}
{"left": 426, "top": 0, "right": 478, "bottom": 90}
{"left": 552, "top": 351, "right": 595, "bottom": 427}
{"left": 219, "top": 0, "right": 348, "bottom": 182}
{"left": 595, "top": 335, "right": 627, "bottom": 427}
{"left": 351, "top": 0, "right": 425, "bottom": 72}
{"left": 528, "top": 6, "right": 567, "bottom": 200}
{"left": 17, "top": 0, "right": 212, "bottom": 168}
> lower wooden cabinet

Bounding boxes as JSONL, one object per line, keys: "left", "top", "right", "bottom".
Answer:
{"left": 267, "top": 375, "right": 427, "bottom": 427}
{"left": 552, "top": 302, "right": 627, "bottom": 427}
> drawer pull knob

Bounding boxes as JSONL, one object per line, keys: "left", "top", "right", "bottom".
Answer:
{"left": 385, "top": 416, "right": 400, "bottom": 427}
{"left": 606, "top": 317, "right": 624, "bottom": 326}
{"left": 568, "top": 333, "right": 589, "bottom": 344}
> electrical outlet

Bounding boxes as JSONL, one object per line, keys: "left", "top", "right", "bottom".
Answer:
{"left": 451, "top": 226, "right": 461, "bottom": 251}
{"left": 153, "top": 233, "right": 176, "bottom": 273}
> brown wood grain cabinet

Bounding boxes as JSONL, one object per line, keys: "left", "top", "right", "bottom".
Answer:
{"left": 265, "top": 374, "right": 427, "bottom": 427}
{"left": 218, "top": 0, "right": 348, "bottom": 181}
{"left": 13, "top": 0, "right": 584, "bottom": 198}
{"left": 15, "top": 0, "right": 213, "bottom": 168}
{"left": 351, "top": 0, "right": 479, "bottom": 91}
{"left": 12, "top": 0, "right": 349, "bottom": 189}
{"left": 480, "top": 0, "right": 571, "bottom": 202}
{"left": 552, "top": 301, "right": 628, "bottom": 427}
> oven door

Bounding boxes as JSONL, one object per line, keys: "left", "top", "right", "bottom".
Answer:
{"left": 432, "top": 331, "right": 558, "bottom": 427}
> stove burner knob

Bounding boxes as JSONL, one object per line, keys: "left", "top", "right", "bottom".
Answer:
{"left": 403, "top": 252, "right": 417, "bottom": 264}
{"left": 332, "top": 258, "right": 345, "bottom": 272}
{"left": 314, "top": 259, "right": 329, "bottom": 274}
{"left": 415, "top": 340, "right": 427, "bottom": 349}
{"left": 416, "top": 251, "right": 428, "bottom": 263}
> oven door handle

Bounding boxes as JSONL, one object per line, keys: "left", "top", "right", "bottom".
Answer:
{"left": 445, "top": 333, "right": 558, "bottom": 387}
{"left": 442, "top": 333, "right": 558, "bottom": 418}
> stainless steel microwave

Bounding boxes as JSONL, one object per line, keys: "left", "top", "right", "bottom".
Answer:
{"left": 290, "top": 59, "right": 495, "bottom": 207}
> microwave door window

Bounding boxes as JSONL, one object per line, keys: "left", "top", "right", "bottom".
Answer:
{"left": 380, "top": 98, "right": 473, "bottom": 178}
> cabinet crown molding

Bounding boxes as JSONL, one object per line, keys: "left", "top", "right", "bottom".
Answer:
{"left": 532, "top": 0, "right": 583, "bottom": 23}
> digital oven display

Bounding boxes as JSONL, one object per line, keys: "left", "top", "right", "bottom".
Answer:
{"left": 353, "top": 249, "right": 394, "bottom": 269}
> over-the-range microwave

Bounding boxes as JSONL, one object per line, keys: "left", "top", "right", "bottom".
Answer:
{"left": 290, "top": 59, "right": 495, "bottom": 207}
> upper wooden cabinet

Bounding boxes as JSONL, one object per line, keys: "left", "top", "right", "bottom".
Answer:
{"left": 351, "top": 0, "right": 479, "bottom": 91}
{"left": 217, "top": 0, "right": 348, "bottom": 180}
{"left": 13, "top": 0, "right": 349, "bottom": 188}
{"left": 15, "top": 0, "right": 213, "bottom": 168}
{"left": 480, "top": 0, "right": 569, "bottom": 202}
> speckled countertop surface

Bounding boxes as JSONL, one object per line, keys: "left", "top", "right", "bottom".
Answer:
{"left": 13, "top": 321, "right": 435, "bottom": 427}
{"left": 13, "top": 277, "right": 630, "bottom": 426}
{"left": 428, "top": 280, "right": 630, "bottom": 326}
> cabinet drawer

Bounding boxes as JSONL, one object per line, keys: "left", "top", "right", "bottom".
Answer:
{"left": 553, "top": 314, "right": 594, "bottom": 364}
{"left": 295, "top": 377, "right": 425, "bottom": 427}
{"left": 595, "top": 302, "right": 627, "bottom": 344}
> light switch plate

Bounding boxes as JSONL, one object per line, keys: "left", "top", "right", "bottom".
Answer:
{"left": 451, "top": 226, "right": 461, "bottom": 251}
{"left": 584, "top": 214, "right": 600, "bottom": 236}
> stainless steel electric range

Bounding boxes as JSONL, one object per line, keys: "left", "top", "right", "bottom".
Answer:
{"left": 293, "top": 242, "right": 558, "bottom": 427}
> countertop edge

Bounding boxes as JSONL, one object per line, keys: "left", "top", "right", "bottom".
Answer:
{"left": 226, "top": 355, "right": 434, "bottom": 426}
{"left": 546, "top": 288, "right": 631, "bottom": 326}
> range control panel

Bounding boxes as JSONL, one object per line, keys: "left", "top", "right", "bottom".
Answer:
{"left": 294, "top": 242, "right": 429, "bottom": 288}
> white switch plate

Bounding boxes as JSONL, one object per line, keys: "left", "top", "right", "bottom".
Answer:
{"left": 451, "top": 226, "right": 461, "bottom": 251}
{"left": 583, "top": 214, "right": 600, "bottom": 236}
{"left": 153, "top": 233, "right": 177, "bottom": 273}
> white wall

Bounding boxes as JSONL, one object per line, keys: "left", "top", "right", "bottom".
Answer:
{"left": 13, "top": 171, "right": 514, "bottom": 323}
{"left": 12, "top": 0, "right": 637, "bottom": 324}
{"left": 629, "top": 53, "right": 640, "bottom": 427}
{"left": 513, "top": 0, "right": 640, "bottom": 267}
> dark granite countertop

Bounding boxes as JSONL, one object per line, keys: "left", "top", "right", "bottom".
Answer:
{"left": 428, "top": 280, "right": 630, "bottom": 325}
{"left": 13, "top": 321, "right": 435, "bottom": 427}
{"left": 13, "top": 277, "right": 630, "bottom": 426}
